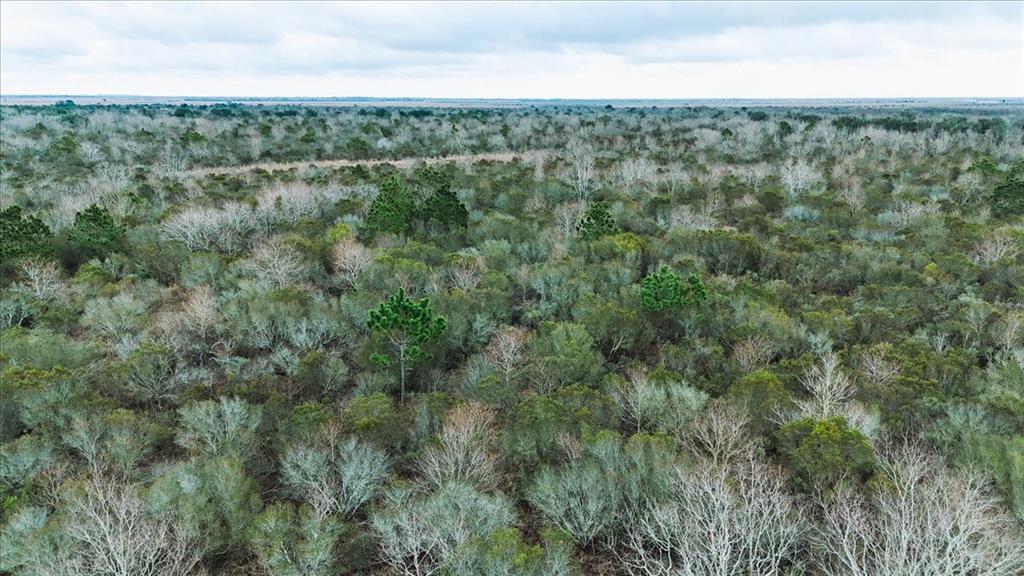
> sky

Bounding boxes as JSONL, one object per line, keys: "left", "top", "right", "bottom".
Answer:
{"left": 1, "top": 1, "right": 1022, "bottom": 98}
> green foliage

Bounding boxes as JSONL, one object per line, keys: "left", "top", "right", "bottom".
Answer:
{"left": 363, "top": 176, "right": 416, "bottom": 237}
{"left": 419, "top": 167, "right": 469, "bottom": 230}
{"left": 527, "top": 322, "right": 604, "bottom": 389}
{"left": 727, "top": 369, "right": 794, "bottom": 434}
{"left": 0, "top": 206, "right": 52, "bottom": 264}
{"left": 342, "top": 393, "right": 407, "bottom": 450}
{"left": 2, "top": 102, "right": 1023, "bottom": 575}
{"left": 776, "top": 416, "right": 875, "bottom": 489}
{"left": 249, "top": 502, "right": 343, "bottom": 576}
{"left": 526, "top": 456, "right": 620, "bottom": 545}
{"left": 175, "top": 397, "right": 263, "bottom": 461}
{"left": 576, "top": 201, "right": 618, "bottom": 241}
{"left": 640, "top": 266, "right": 707, "bottom": 312}
{"left": 148, "top": 456, "right": 262, "bottom": 556}
{"left": 368, "top": 288, "right": 447, "bottom": 400}
{"left": 992, "top": 159, "right": 1024, "bottom": 216}
{"left": 59, "top": 205, "right": 124, "bottom": 267}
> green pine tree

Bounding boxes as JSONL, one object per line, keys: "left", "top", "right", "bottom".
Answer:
{"left": 368, "top": 288, "right": 447, "bottom": 401}
{"left": 993, "top": 159, "right": 1024, "bottom": 217}
{"left": 419, "top": 168, "right": 468, "bottom": 230}
{"left": 0, "top": 205, "right": 52, "bottom": 264}
{"left": 62, "top": 204, "right": 124, "bottom": 265}
{"left": 363, "top": 176, "right": 416, "bottom": 238}
{"left": 640, "top": 266, "right": 707, "bottom": 312}
{"left": 576, "top": 201, "right": 618, "bottom": 241}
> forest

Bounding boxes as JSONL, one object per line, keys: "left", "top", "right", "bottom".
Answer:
{"left": 0, "top": 101, "right": 1022, "bottom": 575}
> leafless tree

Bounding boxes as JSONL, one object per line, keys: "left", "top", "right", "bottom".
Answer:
{"left": 331, "top": 238, "right": 374, "bottom": 287}
{"left": 885, "top": 199, "right": 941, "bottom": 230}
{"left": 420, "top": 402, "right": 501, "bottom": 492}
{"left": 991, "top": 312, "right": 1023, "bottom": 355}
{"left": 372, "top": 483, "right": 514, "bottom": 576}
{"left": 566, "top": 137, "right": 596, "bottom": 202}
{"left": 683, "top": 401, "right": 756, "bottom": 467}
{"left": 446, "top": 257, "right": 483, "bottom": 291}
{"left": 618, "top": 157, "right": 658, "bottom": 195}
{"left": 614, "top": 366, "right": 659, "bottom": 434}
{"left": 837, "top": 185, "right": 866, "bottom": 214}
{"left": 858, "top": 346, "right": 901, "bottom": 388}
{"left": 780, "top": 159, "right": 821, "bottom": 198}
{"left": 731, "top": 335, "right": 776, "bottom": 372}
{"left": 614, "top": 366, "right": 707, "bottom": 435}
{"left": 181, "top": 285, "right": 220, "bottom": 342}
{"left": 13, "top": 258, "right": 63, "bottom": 302}
{"left": 252, "top": 236, "right": 305, "bottom": 288}
{"left": 970, "top": 229, "right": 1020, "bottom": 267}
{"left": 616, "top": 456, "right": 805, "bottom": 576}
{"left": 554, "top": 200, "right": 587, "bottom": 240}
{"left": 61, "top": 475, "right": 202, "bottom": 576}
{"left": 738, "top": 162, "right": 771, "bottom": 195}
{"left": 798, "top": 352, "right": 856, "bottom": 419}
{"left": 813, "top": 441, "right": 1024, "bottom": 576}
{"left": 486, "top": 325, "right": 528, "bottom": 387}
{"left": 281, "top": 436, "right": 389, "bottom": 520}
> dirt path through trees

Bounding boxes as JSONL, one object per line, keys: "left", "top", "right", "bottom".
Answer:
{"left": 188, "top": 150, "right": 546, "bottom": 176}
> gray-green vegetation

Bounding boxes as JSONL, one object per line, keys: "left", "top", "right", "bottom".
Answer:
{"left": 1, "top": 101, "right": 1022, "bottom": 574}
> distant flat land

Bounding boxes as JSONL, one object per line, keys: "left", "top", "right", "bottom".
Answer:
{"left": 2, "top": 94, "right": 1022, "bottom": 110}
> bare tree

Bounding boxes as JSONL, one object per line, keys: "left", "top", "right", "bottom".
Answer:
{"left": 970, "top": 229, "right": 1020, "bottom": 267}
{"left": 813, "top": 441, "right": 1024, "bottom": 576}
{"left": 372, "top": 483, "right": 514, "bottom": 576}
{"left": 780, "top": 159, "right": 821, "bottom": 198}
{"left": 991, "top": 312, "right": 1023, "bottom": 356}
{"left": 858, "top": 346, "right": 901, "bottom": 388}
{"left": 331, "top": 238, "right": 374, "bottom": 288}
{"left": 738, "top": 162, "right": 771, "bottom": 195}
{"left": 486, "top": 325, "right": 528, "bottom": 387}
{"left": 837, "top": 185, "right": 866, "bottom": 214}
{"left": 684, "top": 401, "right": 756, "bottom": 467}
{"left": 613, "top": 367, "right": 707, "bottom": 435}
{"left": 616, "top": 456, "right": 805, "bottom": 576}
{"left": 566, "top": 137, "right": 596, "bottom": 202}
{"left": 281, "top": 437, "right": 389, "bottom": 520}
{"left": 252, "top": 236, "right": 305, "bottom": 288}
{"left": 420, "top": 402, "right": 501, "bottom": 492}
{"left": 554, "top": 200, "right": 587, "bottom": 240}
{"left": 731, "top": 335, "right": 776, "bottom": 372}
{"left": 181, "top": 285, "right": 220, "bottom": 342}
{"left": 798, "top": 352, "right": 856, "bottom": 419}
{"left": 618, "top": 157, "right": 658, "bottom": 195}
{"left": 14, "top": 258, "right": 63, "bottom": 303}
{"left": 62, "top": 476, "right": 201, "bottom": 576}
{"left": 446, "top": 257, "right": 483, "bottom": 291}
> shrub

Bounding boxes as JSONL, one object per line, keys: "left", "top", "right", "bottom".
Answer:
{"left": 249, "top": 502, "right": 342, "bottom": 576}
{"left": 776, "top": 416, "right": 875, "bottom": 489}
{"left": 640, "top": 265, "right": 707, "bottom": 312}
{"left": 175, "top": 397, "right": 263, "bottom": 461}
{"left": 371, "top": 482, "right": 516, "bottom": 576}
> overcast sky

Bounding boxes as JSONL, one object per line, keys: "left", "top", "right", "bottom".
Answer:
{"left": 1, "top": 1, "right": 1021, "bottom": 98}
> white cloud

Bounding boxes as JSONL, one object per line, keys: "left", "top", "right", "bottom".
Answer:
{"left": 1, "top": 1, "right": 1020, "bottom": 97}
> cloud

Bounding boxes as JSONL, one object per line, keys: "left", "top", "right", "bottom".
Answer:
{"left": 1, "top": 1, "right": 1020, "bottom": 97}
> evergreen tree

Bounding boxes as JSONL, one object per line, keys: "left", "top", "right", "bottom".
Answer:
{"left": 993, "top": 159, "right": 1024, "bottom": 217}
{"left": 363, "top": 176, "right": 416, "bottom": 237}
{"left": 576, "top": 201, "right": 618, "bottom": 240}
{"left": 640, "top": 266, "right": 707, "bottom": 312}
{"left": 368, "top": 288, "right": 447, "bottom": 401}
{"left": 61, "top": 204, "right": 124, "bottom": 266}
{"left": 0, "top": 206, "right": 52, "bottom": 264}
{"left": 419, "top": 168, "right": 468, "bottom": 230}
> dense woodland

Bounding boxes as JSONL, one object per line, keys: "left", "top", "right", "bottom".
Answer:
{"left": 0, "top": 101, "right": 1022, "bottom": 575}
